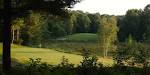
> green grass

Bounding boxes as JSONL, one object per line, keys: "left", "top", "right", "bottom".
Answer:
{"left": 0, "top": 44, "right": 114, "bottom": 66}
{"left": 44, "top": 33, "right": 114, "bottom": 56}
{"left": 45, "top": 42, "right": 101, "bottom": 55}
{"left": 64, "top": 33, "right": 98, "bottom": 42}
{"left": 45, "top": 33, "right": 103, "bottom": 56}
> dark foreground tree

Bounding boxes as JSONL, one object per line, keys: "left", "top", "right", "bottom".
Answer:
{"left": 1, "top": 0, "right": 82, "bottom": 73}
{"left": 3, "top": 0, "right": 12, "bottom": 73}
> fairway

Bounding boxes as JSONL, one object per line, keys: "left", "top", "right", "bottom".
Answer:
{"left": 0, "top": 44, "right": 113, "bottom": 66}
{"left": 64, "top": 33, "right": 98, "bottom": 42}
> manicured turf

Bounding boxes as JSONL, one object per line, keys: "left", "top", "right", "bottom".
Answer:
{"left": 64, "top": 33, "right": 98, "bottom": 42}
{"left": 0, "top": 44, "right": 114, "bottom": 66}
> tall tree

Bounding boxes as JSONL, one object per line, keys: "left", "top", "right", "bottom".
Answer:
{"left": 3, "top": 0, "right": 12, "bottom": 73}
{"left": 142, "top": 4, "right": 150, "bottom": 42}
{"left": 88, "top": 13, "right": 100, "bottom": 33}
{"left": 46, "top": 15, "right": 67, "bottom": 38}
{"left": 11, "top": 18, "right": 24, "bottom": 44}
{"left": 23, "top": 11, "right": 43, "bottom": 46}
{"left": 64, "top": 11, "right": 77, "bottom": 34}
{"left": 98, "top": 15, "right": 118, "bottom": 57}
{"left": 74, "top": 11, "right": 91, "bottom": 33}
{"left": 118, "top": 9, "right": 142, "bottom": 42}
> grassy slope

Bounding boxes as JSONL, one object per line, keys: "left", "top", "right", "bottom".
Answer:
{"left": 64, "top": 33, "right": 98, "bottom": 42}
{"left": 0, "top": 44, "right": 113, "bottom": 66}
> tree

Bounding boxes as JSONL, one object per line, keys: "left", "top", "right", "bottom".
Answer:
{"left": 1, "top": 0, "right": 82, "bottom": 72}
{"left": 46, "top": 16, "right": 67, "bottom": 38}
{"left": 64, "top": 11, "right": 77, "bottom": 34}
{"left": 88, "top": 13, "right": 100, "bottom": 33}
{"left": 98, "top": 15, "right": 118, "bottom": 57}
{"left": 22, "top": 11, "right": 43, "bottom": 46}
{"left": 141, "top": 4, "right": 150, "bottom": 42}
{"left": 11, "top": 18, "right": 24, "bottom": 44}
{"left": 118, "top": 9, "right": 142, "bottom": 42}
{"left": 115, "top": 35, "right": 137, "bottom": 66}
{"left": 74, "top": 11, "right": 91, "bottom": 33}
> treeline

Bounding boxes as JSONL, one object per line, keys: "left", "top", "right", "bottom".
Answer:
{"left": 118, "top": 5, "right": 150, "bottom": 42}
{"left": 0, "top": 4, "right": 150, "bottom": 46}
{"left": 0, "top": 10, "right": 101, "bottom": 46}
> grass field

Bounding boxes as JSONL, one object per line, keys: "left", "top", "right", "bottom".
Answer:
{"left": 64, "top": 33, "right": 98, "bottom": 42}
{"left": 45, "top": 33, "right": 114, "bottom": 56}
{"left": 0, "top": 43, "right": 114, "bottom": 66}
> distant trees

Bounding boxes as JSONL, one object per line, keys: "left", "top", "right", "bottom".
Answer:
{"left": 88, "top": 13, "right": 100, "bottom": 33}
{"left": 98, "top": 15, "right": 118, "bottom": 57}
{"left": 46, "top": 16, "right": 67, "bottom": 38}
{"left": 11, "top": 18, "right": 24, "bottom": 44}
{"left": 21, "top": 11, "right": 43, "bottom": 46}
{"left": 118, "top": 4, "right": 150, "bottom": 43}
{"left": 118, "top": 9, "right": 142, "bottom": 42}
{"left": 1, "top": 4, "right": 150, "bottom": 47}
{"left": 142, "top": 4, "right": 150, "bottom": 42}
{"left": 74, "top": 11, "right": 91, "bottom": 33}
{"left": 18, "top": 10, "right": 102, "bottom": 47}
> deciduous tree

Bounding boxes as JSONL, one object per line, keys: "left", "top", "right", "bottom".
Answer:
{"left": 98, "top": 15, "right": 118, "bottom": 57}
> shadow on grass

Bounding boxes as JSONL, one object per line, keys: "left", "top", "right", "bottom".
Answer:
{"left": 0, "top": 56, "right": 149, "bottom": 75}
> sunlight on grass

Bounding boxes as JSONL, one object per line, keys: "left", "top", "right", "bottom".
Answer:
{"left": 0, "top": 44, "right": 114, "bottom": 66}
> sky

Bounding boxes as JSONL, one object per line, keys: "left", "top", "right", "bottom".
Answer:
{"left": 72, "top": 0, "right": 150, "bottom": 15}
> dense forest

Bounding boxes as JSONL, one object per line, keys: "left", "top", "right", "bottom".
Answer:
{"left": 0, "top": 4, "right": 149, "bottom": 46}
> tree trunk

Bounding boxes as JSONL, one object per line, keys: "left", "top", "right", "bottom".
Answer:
{"left": 17, "top": 29, "right": 19, "bottom": 42}
{"left": 3, "top": 0, "right": 12, "bottom": 73}
{"left": 12, "top": 26, "right": 14, "bottom": 44}
{"left": 105, "top": 43, "right": 109, "bottom": 57}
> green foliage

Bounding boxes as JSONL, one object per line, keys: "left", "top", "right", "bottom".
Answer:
{"left": 1, "top": 57, "right": 146, "bottom": 75}
{"left": 73, "top": 11, "right": 91, "bottom": 33}
{"left": 88, "top": 13, "right": 100, "bottom": 33}
{"left": 142, "top": 4, "right": 150, "bottom": 43}
{"left": 58, "top": 56, "right": 74, "bottom": 68}
{"left": 98, "top": 15, "right": 118, "bottom": 57}
{"left": 46, "top": 16, "right": 67, "bottom": 38}
{"left": 11, "top": 18, "right": 25, "bottom": 44}
{"left": 134, "top": 43, "right": 150, "bottom": 67}
{"left": 77, "top": 48, "right": 102, "bottom": 75}
{"left": 11, "top": 18, "right": 24, "bottom": 30}
{"left": 23, "top": 58, "right": 51, "bottom": 75}
{"left": 118, "top": 9, "right": 142, "bottom": 42}
{"left": 114, "top": 35, "right": 137, "bottom": 66}
{"left": 21, "top": 11, "right": 43, "bottom": 46}
{"left": 115, "top": 35, "right": 150, "bottom": 68}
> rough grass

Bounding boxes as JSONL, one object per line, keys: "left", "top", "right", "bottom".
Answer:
{"left": 45, "top": 42, "right": 102, "bottom": 55}
{"left": 44, "top": 33, "right": 114, "bottom": 56}
{"left": 0, "top": 43, "right": 114, "bottom": 66}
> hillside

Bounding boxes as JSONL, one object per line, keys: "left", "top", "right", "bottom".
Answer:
{"left": 0, "top": 44, "right": 113, "bottom": 66}
{"left": 63, "top": 33, "right": 98, "bottom": 42}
